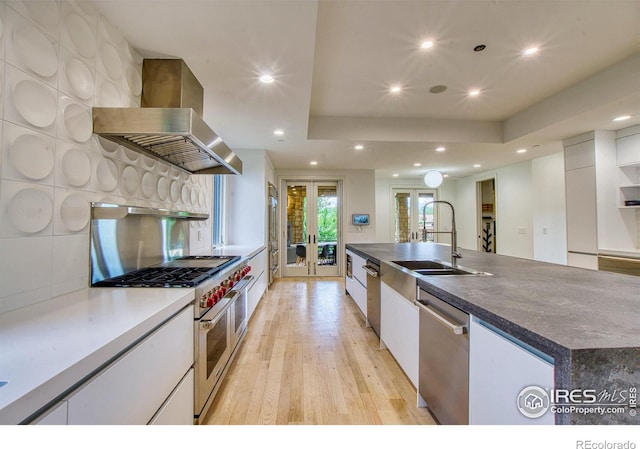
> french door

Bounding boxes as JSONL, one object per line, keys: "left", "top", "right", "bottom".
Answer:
{"left": 392, "top": 188, "right": 436, "bottom": 243}
{"left": 282, "top": 180, "right": 340, "bottom": 277}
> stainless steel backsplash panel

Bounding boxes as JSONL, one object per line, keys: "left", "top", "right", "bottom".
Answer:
{"left": 90, "top": 209, "right": 191, "bottom": 285}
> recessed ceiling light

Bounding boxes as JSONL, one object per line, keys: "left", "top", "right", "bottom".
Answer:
{"left": 259, "top": 74, "right": 274, "bottom": 83}
{"left": 435, "top": 146, "right": 446, "bottom": 152}
{"left": 613, "top": 115, "right": 632, "bottom": 122}
{"left": 354, "top": 144, "right": 364, "bottom": 150}
{"left": 390, "top": 85, "right": 402, "bottom": 94}
{"left": 392, "top": 173, "right": 399, "bottom": 177}
{"left": 517, "top": 148, "right": 527, "bottom": 154}
{"left": 273, "top": 129, "right": 285, "bottom": 136}
{"left": 443, "top": 174, "right": 449, "bottom": 178}
{"left": 420, "top": 40, "right": 434, "bottom": 50}
{"left": 413, "top": 162, "right": 422, "bottom": 167}
{"left": 473, "top": 164, "right": 481, "bottom": 168}
{"left": 523, "top": 47, "right": 539, "bottom": 56}
{"left": 310, "top": 161, "right": 318, "bottom": 166}
{"left": 468, "top": 89, "right": 481, "bottom": 97}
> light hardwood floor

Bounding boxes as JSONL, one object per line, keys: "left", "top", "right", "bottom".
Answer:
{"left": 204, "top": 277, "right": 436, "bottom": 425}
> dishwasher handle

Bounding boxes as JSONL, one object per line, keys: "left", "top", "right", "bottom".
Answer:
{"left": 415, "top": 300, "right": 466, "bottom": 335}
{"left": 362, "top": 265, "right": 379, "bottom": 277}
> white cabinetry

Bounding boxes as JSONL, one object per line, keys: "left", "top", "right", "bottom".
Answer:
{"left": 248, "top": 248, "right": 267, "bottom": 320}
{"left": 149, "top": 369, "right": 194, "bottom": 425}
{"left": 469, "top": 317, "right": 554, "bottom": 425}
{"left": 32, "top": 401, "right": 67, "bottom": 425}
{"left": 345, "top": 249, "right": 367, "bottom": 318}
{"left": 380, "top": 282, "right": 419, "bottom": 387}
{"left": 66, "top": 305, "right": 194, "bottom": 425}
{"left": 616, "top": 127, "right": 640, "bottom": 209}
{"left": 564, "top": 136, "right": 599, "bottom": 269}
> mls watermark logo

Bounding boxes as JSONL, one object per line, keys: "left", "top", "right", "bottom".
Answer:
{"left": 517, "top": 386, "right": 551, "bottom": 418}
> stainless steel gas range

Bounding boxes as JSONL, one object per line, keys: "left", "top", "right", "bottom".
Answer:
{"left": 90, "top": 203, "right": 254, "bottom": 423}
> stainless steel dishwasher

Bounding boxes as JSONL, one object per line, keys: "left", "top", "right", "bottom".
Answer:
{"left": 363, "top": 260, "right": 381, "bottom": 338}
{"left": 416, "top": 289, "right": 469, "bottom": 425}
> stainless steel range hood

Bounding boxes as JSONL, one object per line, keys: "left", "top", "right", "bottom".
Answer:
{"left": 93, "top": 59, "right": 242, "bottom": 175}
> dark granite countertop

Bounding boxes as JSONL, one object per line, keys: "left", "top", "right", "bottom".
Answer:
{"left": 347, "top": 242, "right": 639, "bottom": 351}
{"left": 346, "top": 243, "right": 639, "bottom": 425}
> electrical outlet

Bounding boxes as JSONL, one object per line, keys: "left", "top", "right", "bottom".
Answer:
{"left": 197, "top": 230, "right": 202, "bottom": 241}
{"left": 517, "top": 227, "right": 526, "bottom": 234}
{"left": 543, "top": 227, "right": 549, "bottom": 235}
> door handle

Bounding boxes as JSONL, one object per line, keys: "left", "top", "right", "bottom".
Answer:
{"left": 362, "top": 265, "right": 378, "bottom": 277}
{"left": 415, "top": 300, "right": 466, "bottom": 335}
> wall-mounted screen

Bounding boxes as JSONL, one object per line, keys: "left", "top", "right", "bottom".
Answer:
{"left": 352, "top": 214, "right": 370, "bottom": 226}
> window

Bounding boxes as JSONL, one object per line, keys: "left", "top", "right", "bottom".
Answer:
{"left": 212, "top": 175, "right": 225, "bottom": 246}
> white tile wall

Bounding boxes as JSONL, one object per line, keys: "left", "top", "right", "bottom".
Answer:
{"left": 0, "top": 1, "right": 213, "bottom": 313}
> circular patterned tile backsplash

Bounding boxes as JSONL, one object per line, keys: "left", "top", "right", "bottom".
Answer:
{"left": 13, "top": 79, "right": 57, "bottom": 128}
{"left": 96, "top": 158, "right": 118, "bottom": 192}
{"left": 100, "top": 42, "right": 123, "bottom": 80}
{"left": 65, "top": 58, "right": 95, "bottom": 100}
{"left": 60, "top": 192, "right": 90, "bottom": 231}
{"left": 62, "top": 149, "right": 92, "bottom": 187}
{"left": 14, "top": 22, "right": 58, "bottom": 78}
{"left": 63, "top": 103, "right": 93, "bottom": 142}
{"left": 10, "top": 133, "right": 54, "bottom": 180}
{"left": 66, "top": 13, "right": 96, "bottom": 59}
{"left": 8, "top": 188, "right": 53, "bottom": 233}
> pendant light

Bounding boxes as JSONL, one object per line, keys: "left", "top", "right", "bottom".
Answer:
{"left": 423, "top": 170, "right": 444, "bottom": 188}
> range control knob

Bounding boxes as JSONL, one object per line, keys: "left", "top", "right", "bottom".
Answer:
{"left": 206, "top": 296, "right": 215, "bottom": 308}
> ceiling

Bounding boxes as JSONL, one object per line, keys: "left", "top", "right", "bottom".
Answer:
{"left": 94, "top": 0, "right": 640, "bottom": 180}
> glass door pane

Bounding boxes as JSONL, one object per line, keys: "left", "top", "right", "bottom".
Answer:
{"left": 283, "top": 182, "right": 310, "bottom": 276}
{"left": 417, "top": 191, "right": 435, "bottom": 242}
{"left": 394, "top": 190, "right": 412, "bottom": 243}
{"left": 316, "top": 183, "right": 339, "bottom": 276}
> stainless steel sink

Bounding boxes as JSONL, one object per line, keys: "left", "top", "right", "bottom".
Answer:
{"left": 392, "top": 260, "right": 491, "bottom": 276}
{"left": 414, "top": 268, "right": 475, "bottom": 275}
{"left": 392, "top": 260, "right": 450, "bottom": 270}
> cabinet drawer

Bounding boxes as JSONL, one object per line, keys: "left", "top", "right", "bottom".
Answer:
{"left": 67, "top": 305, "right": 194, "bottom": 425}
{"left": 345, "top": 274, "right": 366, "bottom": 317}
{"left": 347, "top": 250, "right": 368, "bottom": 286}
{"left": 149, "top": 368, "right": 194, "bottom": 425}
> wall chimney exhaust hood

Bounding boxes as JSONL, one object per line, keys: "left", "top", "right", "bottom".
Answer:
{"left": 93, "top": 59, "right": 242, "bottom": 175}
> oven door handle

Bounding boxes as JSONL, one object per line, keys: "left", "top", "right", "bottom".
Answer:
{"left": 232, "top": 275, "right": 255, "bottom": 292}
{"left": 200, "top": 296, "right": 234, "bottom": 323}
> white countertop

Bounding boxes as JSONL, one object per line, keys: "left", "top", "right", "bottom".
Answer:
{"left": 0, "top": 287, "right": 195, "bottom": 424}
{"left": 206, "top": 244, "right": 266, "bottom": 259}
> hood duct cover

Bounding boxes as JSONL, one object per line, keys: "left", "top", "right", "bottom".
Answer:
{"left": 92, "top": 59, "right": 242, "bottom": 175}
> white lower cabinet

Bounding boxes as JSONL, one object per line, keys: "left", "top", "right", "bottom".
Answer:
{"left": 380, "top": 282, "right": 419, "bottom": 387}
{"left": 469, "top": 316, "right": 555, "bottom": 425}
{"left": 345, "top": 274, "right": 366, "bottom": 317}
{"left": 248, "top": 249, "right": 267, "bottom": 320}
{"left": 66, "top": 305, "right": 194, "bottom": 425}
{"left": 32, "top": 401, "right": 68, "bottom": 425}
{"left": 149, "top": 368, "right": 194, "bottom": 425}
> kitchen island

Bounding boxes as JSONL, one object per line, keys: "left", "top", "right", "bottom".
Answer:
{"left": 346, "top": 242, "right": 639, "bottom": 425}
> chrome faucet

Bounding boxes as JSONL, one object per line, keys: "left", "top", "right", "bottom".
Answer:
{"left": 422, "top": 200, "right": 462, "bottom": 267}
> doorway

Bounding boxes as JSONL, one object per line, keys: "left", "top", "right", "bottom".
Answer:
{"left": 282, "top": 180, "right": 341, "bottom": 277}
{"left": 391, "top": 188, "right": 437, "bottom": 243}
{"left": 476, "top": 178, "right": 496, "bottom": 253}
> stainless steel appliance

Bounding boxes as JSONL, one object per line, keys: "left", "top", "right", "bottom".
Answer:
{"left": 268, "top": 182, "right": 278, "bottom": 284}
{"left": 93, "top": 59, "right": 242, "bottom": 175}
{"left": 363, "top": 260, "right": 381, "bottom": 338}
{"left": 89, "top": 203, "right": 252, "bottom": 424}
{"left": 416, "top": 289, "right": 469, "bottom": 425}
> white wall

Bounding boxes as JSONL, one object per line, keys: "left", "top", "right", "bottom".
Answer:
{"left": 444, "top": 161, "right": 534, "bottom": 259}
{"left": 0, "top": 2, "right": 213, "bottom": 314}
{"left": 276, "top": 168, "right": 376, "bottom": 244}
{"left": 532, "top": 152, "right": 567, "bottom": 264}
